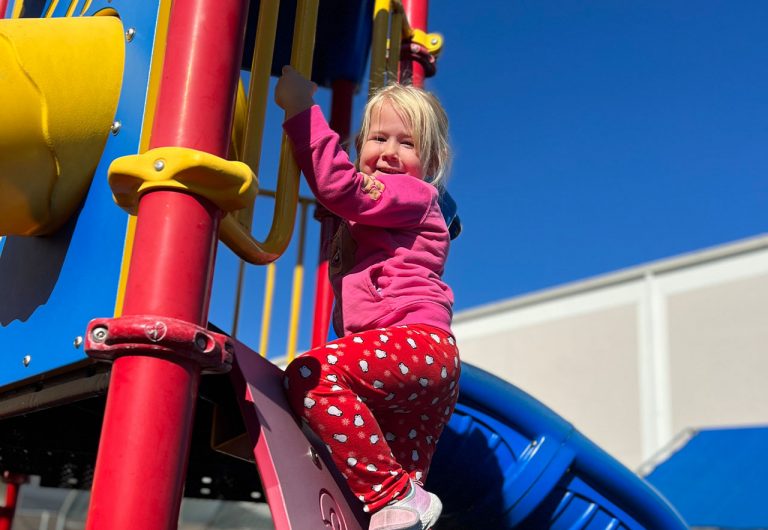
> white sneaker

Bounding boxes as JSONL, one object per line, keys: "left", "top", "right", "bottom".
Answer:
{"left": 368, "top": 481, "right": 442, "bottom": 530}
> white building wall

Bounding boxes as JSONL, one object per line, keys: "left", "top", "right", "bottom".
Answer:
{"left": 452, "top": 235, "right": 768, "bottom": 469}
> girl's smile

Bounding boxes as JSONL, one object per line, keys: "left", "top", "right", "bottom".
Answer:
{"left": 359, "top": 101, "right": 424, "bottom": 181}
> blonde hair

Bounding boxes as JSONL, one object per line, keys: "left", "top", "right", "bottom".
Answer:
{"left": 356, "top": 84, "right": 451, "bottom": 190}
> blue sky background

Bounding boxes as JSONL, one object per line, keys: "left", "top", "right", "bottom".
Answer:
{"left": 210, "top": 1, "right": 768, "bottom": 356}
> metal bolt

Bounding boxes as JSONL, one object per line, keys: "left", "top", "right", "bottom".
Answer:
{"left": 91, "top": 326, "right": 108, "bottom": 343}
{"left": 195, "top": 334, "right": 209, "bottom": 352}
{"left": 309, "top": 447, "right": 321, "bottom": 469}
{"left": 431, "top": 37, "right": 439, "bottom": 45}
{"left": 22, "top": 355, "right": 31, "bottom": 367}
{"left": 73, "top": 336, "right": 83, "bottom": 349}
{"left": 153, "top": 159, "right": 165, "bottom": 171}
{"left": 110, "top": 121, "right": 122, "bottom": 136}
{"left": 125, "top": 28, "right": 136, "bottom": 42}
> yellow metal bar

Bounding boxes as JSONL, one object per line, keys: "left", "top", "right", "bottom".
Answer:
{"left": 220, "top": 0, "right": 318, "bottom": 265}
{"left": 43, "top": 0, "right": 59, "bottom": 17}
{"left": 370, "top": 0, "right": 391, "bottom": 94}
{"left": 65, "top": 0, "right": 80, "bottom": 17}
{"left": 285, "top": 265, "right": 304, "bottom": 362}
{"left": 388, "top": 9, "right": 403, "bottom": 81}
{"left": 285, "top": 202, "right": 309, "bottom": 362}
{"left": 235, "top": 0, "right": 280, "bottom": 229}
{"left": 230, "top": 259, "right": 247, "bottom": 338}
{"left": 259, "top": 262, "right": 277, "bottom": 357}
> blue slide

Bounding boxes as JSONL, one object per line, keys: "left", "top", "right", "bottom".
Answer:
{"left": 428, "top": 364, "right": 687, "bottom": 529}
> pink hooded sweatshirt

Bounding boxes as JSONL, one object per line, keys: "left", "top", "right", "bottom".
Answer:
{"left": 284, "top": 106, "right": 454, "bottom": 337}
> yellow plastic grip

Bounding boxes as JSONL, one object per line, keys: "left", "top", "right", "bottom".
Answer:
{"left": 108, "top": 147, "right": 257, "bottom": 214}
{"left": 0, "top": 16, "right": 124, "bottom": 236}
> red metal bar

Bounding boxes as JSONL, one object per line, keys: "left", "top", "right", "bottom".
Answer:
{"left": 310, "top": 79, "right": 354, "bottom": 347}
{"left": 85, "top": 0, "right": 248, "bottom": 528}
{"left": 0, "top": 0, "right": 8, "bottom": 19}
{"left": 0, "top": 483, "right": 19, "bottom": 530}
{"left": 401, "top": 0, "right": 429, "bottom": 87}
{"left": 0, "top": 473, "right": 27, "bottom": 530}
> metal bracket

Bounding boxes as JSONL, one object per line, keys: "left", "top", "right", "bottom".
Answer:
{"left": 401, "top": 41, "right": 438, "bottom": 78}
{"left": 411, "top": 29, "right": 443, "bottom": 56}
{"left": 84, "top": 315, "right": 233, "bottom": 374}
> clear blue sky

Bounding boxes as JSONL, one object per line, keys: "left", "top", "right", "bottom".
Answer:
{"left": 211, "top": 1, "right": 768, "bottom": 355}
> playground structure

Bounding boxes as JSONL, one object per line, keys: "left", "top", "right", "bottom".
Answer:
{"left": 0, "top": 0, "right": 689, "bottom": 528}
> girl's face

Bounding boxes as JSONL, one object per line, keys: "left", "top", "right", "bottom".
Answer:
{"left": 359, "top": 100, "right": 424, "bottom": 180}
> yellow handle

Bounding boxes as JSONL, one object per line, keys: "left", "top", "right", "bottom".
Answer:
{"left": 220, "top": 0, "right": 319, "bottom": 265}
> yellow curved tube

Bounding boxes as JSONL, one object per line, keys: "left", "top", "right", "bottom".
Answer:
{"left": 234, "top": 0, "right": 279, "bottom": 229}
{"left": 220, "top": 0, "right": 319, "bottom": 265}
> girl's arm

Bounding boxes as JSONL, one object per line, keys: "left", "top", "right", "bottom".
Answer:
{"left": 283, "top": 106, "right": 434, "bottom": 228}
{"left": 275, "top": 67, "right": 434, "bottom": 228}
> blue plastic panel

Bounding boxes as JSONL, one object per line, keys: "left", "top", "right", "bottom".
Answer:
{"left": 0, "top": 0, "right": 164, "bottom": 388}
{"left": 429, "top": 364, "right": 688, "bottom": 529}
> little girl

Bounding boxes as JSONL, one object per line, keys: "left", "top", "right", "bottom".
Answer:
{"left": 277, "top": 66, "right": 460, "bottom": 530}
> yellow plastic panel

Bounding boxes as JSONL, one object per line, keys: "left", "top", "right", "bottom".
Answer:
{"left": 0, "top": 16, "right": 125, "bottom": 236}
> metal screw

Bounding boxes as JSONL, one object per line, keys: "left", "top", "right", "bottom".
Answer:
{"left": 309, "top": 447, "right": 321, "bottom": 469}
{"left": 431, "top": 37, "right": 439, "bottom": 45}
{"left": 110, "top": 121, "right": 122, "bottom": 136}
{"left": 125, "top": 28, "right": 136, "bottom": 42}
{"left": 22, "top": 355, "right": 31, "bottom": 367}
{"left": 73, "top": 336, "right": 83, "bottom": 349}
{"left": 195, "top": 334, "right": 209, "bottom": 352}
{"left": 91, "top": 326, "right": 108, "bottom": 343}
{"left": 153, "top": 159, "right": 166, "bottom": 171}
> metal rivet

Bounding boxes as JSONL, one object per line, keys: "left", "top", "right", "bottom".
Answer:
{"left": 73, "top": 336, "right": 83, "bottom": 349}
{"left": 91, "top": 326, "right": 108, "bottom": 343}
{"left": 125, "top": 28, "right": 136, "bottom": 42}
{"left": 153, "top": 159, "right": 165, "bottom": 171}
{"left": 22, "top": 355, "right": 31, "bottom": 367}
{"left": 309, "top": 447, "right": 321, "bottom": 469}
{"left": 195, "top": 334, "right": 208, "bottom": 351}
{"left": 110, "top": 121, "right": 121, "bottom": 135}
{"left": 431, "top": 37, "right": 439, "bottom": 45}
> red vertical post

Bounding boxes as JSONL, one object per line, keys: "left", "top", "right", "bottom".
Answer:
{"left": 401, "top": 0, "right": 429, "bottom": 87}
{"left": 0, "top": 473, "right": 27, "bottom": 530}
{"left": 310, "top": 79, "right": 355, "bottom": 347}
{"left": 85, "top": 0, "right": 248, "bottom": 529}
{"left": 0, "top": 0, "right": 8, "bottom": 19}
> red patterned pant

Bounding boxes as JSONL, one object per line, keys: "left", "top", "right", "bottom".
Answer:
{"left": 283, "top": 324, "right": 460, "bottom": 513}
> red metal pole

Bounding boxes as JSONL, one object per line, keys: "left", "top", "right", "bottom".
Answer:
{"left": 0, "top": 483, "right": 18, "bottom": 530}
{"left": 0, "top": 0, "right": 8, "bottom": 19}
{"left": 85, "top": 0, "right": 247, "bottom": 528}
{"left": 310, "top": 79, "right": 354, "bottom": 347}
{"left": 401, "top": 0, "right": 429, "bottom": 87}
{"left": 0, "top": 473, "right": 27, "bottom": 530}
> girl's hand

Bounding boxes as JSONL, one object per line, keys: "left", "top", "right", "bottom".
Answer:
{"left": 275, "top": 65, "right": 318, "bottom": 118}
